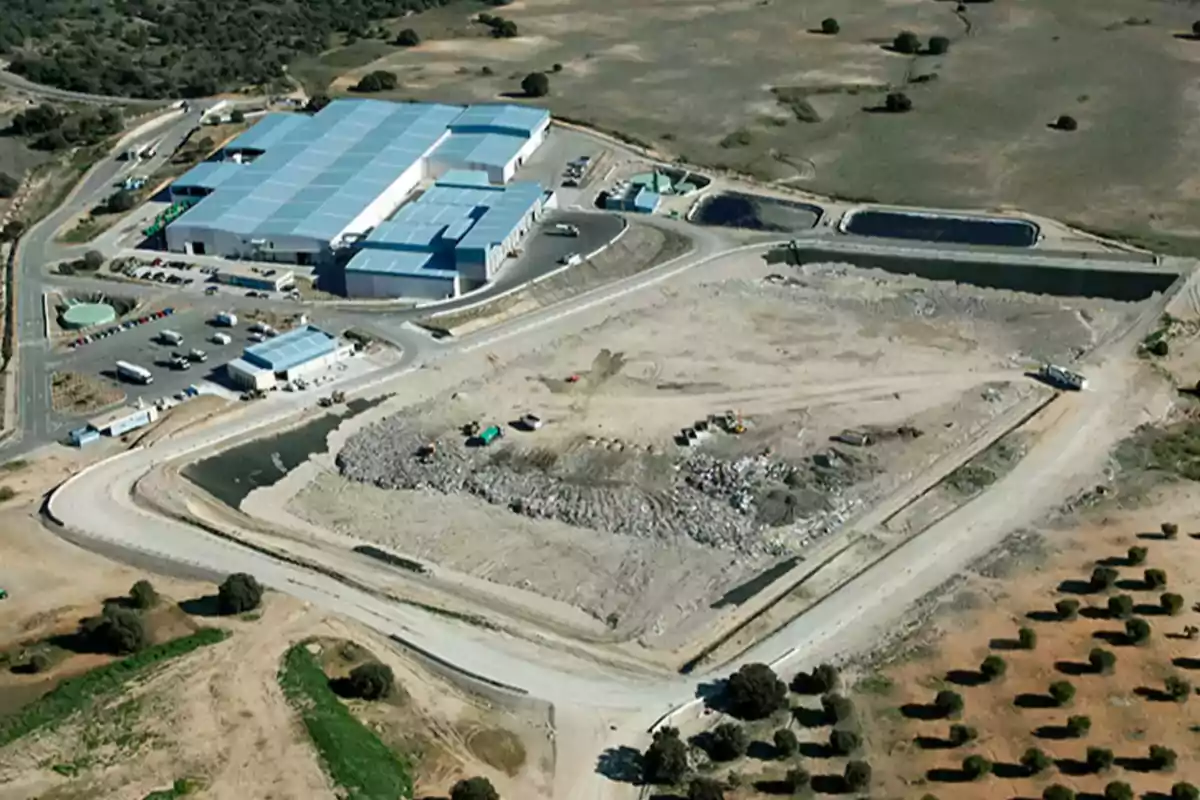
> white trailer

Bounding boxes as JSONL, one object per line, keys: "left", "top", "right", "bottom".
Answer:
{"left": 158, "top": 330, "right": 183, "bottom": 346}
{"left": 1039, "top": 363, "right": 1087, "bottom": 391}
{"left": 214, "top": 312, "right": 237, "bottom": 327}
{"left": 116, "top": 361, "right": 153, "bottom": 385}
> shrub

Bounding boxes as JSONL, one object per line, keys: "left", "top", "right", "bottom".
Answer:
{"left": 346, "top": 662, "right": 394, "bottom": 700}
{"left": 773, "top": 728, "right": 798, "bottom": 757}
{"left": 218, "top": 573, "right": 263, "bottom": 614}
{"left": 1145, "top": 568, "right": 1168, "bottom": 589}
{"left": 1018, "top": 627, "right": 1037, "bottom": 650}
{"left": 1021, "top": 747, "right": 1052, "bottom": 775}
{"left": 709, "top": 722, "right": 748, "bottom": 761}
{"left": 963, "top": 754, "right": 992, "bottom": 780}
{"left": 688, "top": 777, "right": 724, "bottom": 800}
{"left": 1194, "top": 21, "right": 1200, "bottom": 37}
{"left": 980, "top": 655, "right": 1007, "bottom": 681}
{"left": 521, "top": 71, "right": 549, "bottom": 97}
{"left": 1091, "top": 566, "right": 1118, "bottom": 591}
{"left": 726, "top": 663, "right": 787, "bottom": 720}
{"left": 934, "top": 690, "right": 963, "bottom": 719}
{"left": 1055, "top": 115, "right": 1078, "bottom": 131}
{"left": 1087, "top": 747, "right": 1114, "bottom": 773}
{"left": 395, "top": 28, "right": 420, "bottom": 46}
{"left": 821, "top": 17, "right": 840, "bottom": 34}
{"left": 1089, "top": 648, "right": 1116, "bottom": 674}
{"left": 104, "top": 188, "right": 136, "bottom": 213}
{"left": 1108, "top": 594, "right": 1134, "bottom": 619}
{"left": 228, "top": 109, "right": 245, "bottom": 125}
{"left": 884, "top": 92, "right": 913, "bottom": 113}
{"left": 353, "top": 70, "right": 398, "bottom": 92}
{"left": 1162, "top": 521, "right": 1179, "bottom": 539}
{"left": 450, "top": 777, "right": 499, "bottom": 800}
{"left": 829, "top": 728, "right": 861, "bottom": 756}
{"left": 1044, "top": 786, "right": 1076, "bottom": 800}
{"left": 0, "top": 220, "right": 24, "bottom": 242}
{"left": 25, "top": 652, "right": 51, "bottom": 673}
{"left": 0, "top": 171, "right": 18, "bottom": 198}
{"left": 1056, "top": 599, "right": 1080, "bottom": 620}
{"left": 1150, "top": 745, "right": 1178, "bottom": 771}
{"left": 1125, "top": 617, "right": 1151, "bottom": 645}
{"left": 80, "top": 604, "right": 147, "bottom": 655}
{"left": 1127, "top": 546, "right": 1148, "bottom": 565}
{"left": 1049, "top": 680, "right": 1076, "bottom": 706}
{"left": 1164, "top": 675, "right": 1191, "bottom": 702}
{"left": 82, "top": 250, "right": 105, "bottom": 270}
{"left": 948, "top": 724, "right": 977, "bottom": 746}
{"left": 844, "top": 760, "right": 871, "bottom": 791}
{"left": 893, "top": 30, "right": 921, "bottom": 54}
{"left": 927, "top": 35, "right": 951, "bottom": 54}
{"left": 551, "top": 62, "right": 563, "bottom": 72}
{"left": 1104, "top": 782, "right": 1134, "bottom": 800}
{"left": 643, "top": 727, "right": 687, "bottom": 785}
{"left": 785, "top": 766, "right": 810, "bottom": 793}
{"left": 821, "top": 693, "right": 854, "bottom": 724}
{"left": 1066, "top": 715, "right": 1091, "bottom": 737}
{"left": 129, "top": 580, "right": 158, "bottom": 610}
{"left": 1162, "top": 592, "right": 1185, "bottom": 615}
{"left": 813, "top": 663, "right": 840, "bottom": 693}
{"left": 1172, "top": 782, "right": 1200, "bottom": 800}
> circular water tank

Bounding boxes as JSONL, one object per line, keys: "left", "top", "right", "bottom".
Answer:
{"left": 61, "top": 302, "right": 117, "bottom": 329}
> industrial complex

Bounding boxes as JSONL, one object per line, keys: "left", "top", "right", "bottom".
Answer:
{"left": 225, "top": 324, "right": 354, "bottom": 391}
{"left": 163, "top": 99, "right": 555, "bottom": 300}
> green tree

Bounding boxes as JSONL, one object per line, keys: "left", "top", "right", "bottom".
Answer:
{"left": 820, "top": 18, "right": 839, "bottom": 34}
{"left": 129, "top": 579, "right": 158, "bottom": 610}
{"left": 643, "top": 727, "right": 688, "bottom": 785}
{"left": 82, "top": 250, "right": 105, "bottom": 270}
{"left": 927, "top": 35, "right": 950, "bottom": 54}
{"left": 1089, "top": 648, "right": 1116, "bottom": 674}
{"left": 218, "top": 572, "right": 263, "bottom": 614}
{"left": 948, "top": 724, "right": 977, "bottom": 746}
{"left": 1104, "top": 782, "right": 1134, "bottom": 800}
{"left": 1056, "top": 599, "right": 1080, "bottom": 620}
{"left": 1162, "top": 521, "right": 1179, "bottom": 539}
{"left": 104, "top": 188, "right": 136, "bottom": 213}
{"left": 1044, "top": 786, "right": 1076, "bottom": 800}
{"left": 347, "top": 662, "right": 395, "bottom": 700}
{"left": 1150, "top": 745, "right": 1178, "bottom": 771}
{"left": 0, "top": 172, "right": 18, "bottom": 198}
{"left": 1172, "top": 782, "right": 1200, "bottom": 800}
{"left": 844, "top": 761, "right": 871, "bottom": 792}
{"left": 1162, "top": 592, "right": 1185, "bottom": 615}
{"left": 1021, "top": 747, "right": 1052, "bottom": 775}
{"left": 1145, "top": 568, "right": 1168, "bottom": 589}
{"left": 773, "top": 728, "right": 798, "bottom": 757}
{"left": 725, "top": 663, "right": 787, "bottom": 720}
{"left": 1, "top": 220, "right": 24, "bottom": 242}
{"left": 893, "top": 30, "right": 921, "bottom": 54}
{"left": 521, "top": 71, "right": 550, "bottom": 98}
{"left": 1049, "top": 680, "right": 1075, "bottom": 706}
{"left": 963, "top": 754, "right": 992, "bottom": 780}
{"left": 934, "top": 690, "right": 963, "bottom": 719}
{"left": 396, "top": 28, "right": 420, "bottom": 47}
{"left": 80, "top": 604, "right": 147, "bottom": 654}
{"left": 786, "top": 766, "right": 810, "bottom": 793}
{"left": 1066, "top": 715, "right": 1091, "bottom": 738}
{"left": 1127, "top": 546, "right": 1148, "bottom": 565}
{"left": 1055, "top": 115, "right": 1079, "bottom": 131}
{"left": 230, "top": 108, "right": 245, "bottom": 124}
{"left": 1091, "top": 566, "right": 1118, "bottom": 591}
{"left": 709, "top": 722, "right": 748, "bottom": 761}
{"left": 1108, "top": 594, "right": 1134, "bottom": 619}
{"left": 1087, "top": 747, "right": 1114, "bottom": 774}
{"left": 829, "top": 728, "right": 861, "bottom": 756}
{"left": 688, "top": 777, "right": 724, "bottom": 800}
{"left": 1018, "top": 627, "right": 1037, "bottom": 650}
{"left": 884, "top": 92, "right": 913, "bottom": 113}
{"left": 354, "top": 70, "right": 397, "bottom": 92}
{"left": 1164, "top": 675, "right": 1191, "bottom": 702}
{"left": 450, "top": 776, "right": 499, "bottom": 800}
{"left": 1125, "top": 617, "right": 1151, "bottom": 645}
{"left": 980, "top": 655, "right": 1007, "bottom": 681}
{"left": 821, "top": 693, "right": 854, "bottom": 724}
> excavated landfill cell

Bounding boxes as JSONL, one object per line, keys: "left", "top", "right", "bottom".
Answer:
{"left": 843, "top": 209, "right": 1040, "bottom": 247}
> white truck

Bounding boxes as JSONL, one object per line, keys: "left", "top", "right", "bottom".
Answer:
{"left": 1039, "top": 363, "right": 1087, "bottom": 391}
{"left": 159, "top": 330, "right": 183, "bottom": 346}
{"left": 214, "top": 311, "right": 237, "bottom": 327}
{"left": 116, "top": 361, "right": 153, "bottom": 385}
{"left": 210, "top": 332, "right": 231, "bottom": 345}
{"left": 552, "top": 223, "right": 580, "bottom": 237}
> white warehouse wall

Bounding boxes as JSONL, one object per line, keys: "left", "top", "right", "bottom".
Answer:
{"left": 346, "top": 271, "right": 458, "bottom": 300}
{"left": 340, "top": 134, "right": 445, "bottom": 241}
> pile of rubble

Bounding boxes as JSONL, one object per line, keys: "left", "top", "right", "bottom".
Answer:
{"left": 337, "top": 419, "right": 871, "bottom": 555}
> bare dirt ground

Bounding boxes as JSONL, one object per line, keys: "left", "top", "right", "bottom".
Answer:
{"left": 290, "top": 253, "right": 1143, "bottom": 650}
{"left": 321, "top": 0, "right": 1200, "bottom": 250}
{"left": 48, "top": 371, "right": 125, "bottom": 414}
{"left": 852, "top": 492, "right": 1200, "bottom": 800}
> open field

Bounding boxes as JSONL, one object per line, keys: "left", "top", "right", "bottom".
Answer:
{"left": 288, "top": 252, "right": 1144, "bottom": 651}
{"left": 324, "top": 0, "right": 1200, "bottom": 249}
{"left": 48, "top": 371, "right": 124, "bottom": 415}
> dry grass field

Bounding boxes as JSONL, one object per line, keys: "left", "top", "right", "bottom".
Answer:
{"left": 322, "top": 0, "right": 1200, "bottom": 251}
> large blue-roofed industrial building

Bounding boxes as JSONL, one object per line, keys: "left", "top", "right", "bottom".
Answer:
{"left": 164, "top": 99, "right": 554, "bottom": 299}
{"left": 225, "top": 324, "right": 354, "bottom": 390}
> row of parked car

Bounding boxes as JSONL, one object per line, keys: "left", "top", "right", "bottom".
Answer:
{"left": 68, "top": 307, "right": 176, "bottom": 349}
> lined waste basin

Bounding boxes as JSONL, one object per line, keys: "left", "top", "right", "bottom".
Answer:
{"left": 841, "top": 208, "right": 1040, "bottom": 248}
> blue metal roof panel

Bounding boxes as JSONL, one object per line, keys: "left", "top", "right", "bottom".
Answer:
{"left": 345, "top": 250, "right": 459, "bottom": 278}
{"left": 450, "top": 104, "right": 549, "bottom": 136}
{"left": 224, "top": 113, "right": 310, "bottom": 152}
{"left": 434, "top": 133, "right": 524, "bottom": 169}
{"left": 242, "top": 325, "right": 337, "bottom": 372}
{"left": 436, "top": 169, "right": 494, "bottom": 188}
{"left": 365, "top": 221, "right": 446, "bottom": 249}
{"left": 172, "top": 161, "right": 245, "bottom": 191}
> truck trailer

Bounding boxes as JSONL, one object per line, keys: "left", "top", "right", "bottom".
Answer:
{"left": 479, "top": 425, "right": 503, "bottom": 445}
{"left": 1038, "top": 363, "right": 1087, "bottom": 391}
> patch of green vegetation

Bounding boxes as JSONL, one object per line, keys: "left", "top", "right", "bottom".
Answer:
{"left": 1, "top": 459, "right": 29, "bottom": 471}
{"left": 1115, "top": 421, "right": 1200, "bottom": 482}
{"left": 0, "top": 628, "right": 228, "bottom": 747}
{"left": 1063, "top": 222, "right": 1200, "bottom": 259}
{"left": 719, "top": 129, "right": 754, "bottom": 149}
{"left": 142, "top": 778, "right": 201, "bottom": 799}
{"left": 855, "top": 672, "right": 895, "bottom": 695}
{"left": 278, "top": 642, "right": 414, "bottom": 800}
{"left": 290, "top": 39, "right": 397, "bottom": 94}
{"left": 945, "top": 464, "right": 997, "bottom": 496}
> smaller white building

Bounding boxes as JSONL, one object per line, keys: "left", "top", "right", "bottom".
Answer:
{"left": 88, "top": 405, "right": 160, "bottom": 437}
{"left": 225, "top": 358, "right": 277, "bottom": 390}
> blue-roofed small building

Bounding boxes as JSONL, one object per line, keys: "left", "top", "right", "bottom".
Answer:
{"left": 225, "top": 324, "right": 354, "bottom": 390}
{"left": 163, "top": 99, "right": 551, "bottom": 266}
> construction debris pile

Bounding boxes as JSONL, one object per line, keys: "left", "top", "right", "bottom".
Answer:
{"left": 337, "top": 421, "right": 874, "bottom": 555}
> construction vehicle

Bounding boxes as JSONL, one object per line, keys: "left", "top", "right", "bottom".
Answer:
{"left": 716, "top": 410, "right": 745, "bottom": 434}
{"left": 520, "top": 413, "right": 543, "bottom": 431}
{"left": 331, "top": 390, "right": 345, "bottom": 404}
{"left": 479, "top": 425, "right": 503, "bottom": 446}
{"left": 463, "top": 420, "right": 481, "bottom": 437}
{"left": 565, "top": 374, "right": 581, "bottom": 384}
{"left": 1038, "top": 363, "right": 1087, "bottom": 391}
{"left": 0, "top": 587, "right": 7, "bottom": 600}
{"left": 417, "top": 443, "right": 437, "bottom": 462}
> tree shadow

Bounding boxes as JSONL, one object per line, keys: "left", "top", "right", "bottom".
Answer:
{"left": 747, "top": 740, "right": 777, "bottom": 761}
{"left": 914, "top": 735, "right": 957, "bottom": 750}
{"left": 1172, "top": 656, "right": 1200, "bottom": 669}
{"left": 178, "top": 595, "right": 224, "bottom": 617}
{"left": 1053, "top": 757, "right": 1093, "bottom": 776}
{"left": 328, "top": 677, "right": 358, "bottom": 699}
{"left": 991, "top": 762, "right": 1028, "bottom": 779}
{"left": 989, "top": 637, "right": 1024, "bottom": 651}
{"left": 695, "top": 678, "right": 731, "bottom": 713}
{"left": 1143, "top": 792, "right": 1174, "bottom": 800}
{"left": 595, "top": 746, "right": 643, "bottom": 784}
{"left": 1136, "top": 531, "right": 1171, "bottom": 540}
{"left": 9, "top": 660, "right": 45, "bottom": 675}
{"left": 799, "top": 740, "right": 832, "bottom": 759}
{"left": 102, "top": 595, "right": 138, "bottom": 609}
{"left": 1116, "top": 578, "right": 1153, "bottom": 591}
{"left": 810, "top": 774, "right": 848, "bottom": 794}
{"left": 754, "top": 778, "right": 796, "bottom": 795}
{"left": 647, "top": 794, "right": 687, "bottom": 800}
{"left": 1092, "top": 629, "right": 1132, "bottom": 646}
{"left": 1134, "top": 603, "right": 1167, "bottom": 616}
{"left": 1114, "top": 755, "right": 1157, "bottom": 773}
{"left": 1079, "top": 606, "right": 1110, "bottom": 620}
{"left": 1094, "top": 555, "right": 1128, "bottom": 567}
{"left": 1133, "top": 686, "right": 1174, "bottom": 702}
{"left": 1025, "top": 609, "right": 1063, "bottom": 622}
{"left": 1013, "top": 693, "right": 1059, "bottom": 709}
{"left": 945, "top": 669, "right": 989, "bottom": 687}
{"left": 900, "top": 702, "right": 947, "bottom": 720}
{"left": 1054, "top": 660, "right": 1096, "bottom": 676}
{"left": 1033, "top": 724, "right": 1075, "bottom": 740}
{"left": 793, "top": 705, "right": 830, "bottom": 727}
{"left": 925, "top": 767, "right": 972, "bottom": 783}
{"left": 45, "top": 629, "right": 100, "bottom": 655}
{"left": 1057, "top": 578, "right": 1096, "bottom": 594}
